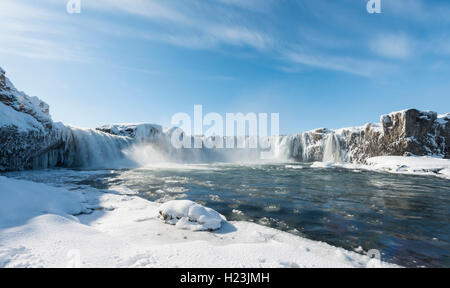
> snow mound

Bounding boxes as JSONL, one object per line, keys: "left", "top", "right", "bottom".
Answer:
{"left": 158, "top": 200, "right": 225, "bottom": 231}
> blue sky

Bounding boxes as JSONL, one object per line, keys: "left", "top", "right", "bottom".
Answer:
{"left": 0, "top": 0, "right": 449, "bottom": 134}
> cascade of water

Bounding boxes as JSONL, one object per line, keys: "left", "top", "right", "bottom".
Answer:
{"left": 322, "top": 133, "right": 343, "bottom": 162}
{"left": 70, "top": 127, "right": 134, "bottom": 168}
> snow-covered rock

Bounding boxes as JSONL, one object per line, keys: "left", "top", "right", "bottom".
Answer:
{"left": 96, "top": 123, "right": 162, "bottom": 142}
{"left": 0, "top": 69, "right": 52, "bottom": 129}
{"left": 0, "top": 68, "right": 77, "bottom": 171}
{"left": 158, "top": 200, "right": 225, "bottom": 231}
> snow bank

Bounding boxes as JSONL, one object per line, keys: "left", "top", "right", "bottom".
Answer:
{"left": 0, "top": 176, "right": 85, "bottom": 227}
{"left": 309, "top": 156, "right": 450, "bottom": 180}
{"left": 159, "top": 200, "right": 225, "bottom": 231}
{"left": 366, "top": 156, "right": 450, "bottom": 179}
{"left": 0, "top": 176, "right": 398, "bottom": 268}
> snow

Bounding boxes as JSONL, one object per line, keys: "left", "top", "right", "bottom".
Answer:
{"left": 311, "top": 161, "right": 335, "bottom": 168}
{"left": 1, "top": 71, "right": 52, "bottom": 128}
{"left": 0, "top": 177, "right": 85, "bottom": 227}
{"left": 0, "top": 176, "right": 398, "bottom": 268}
{"left": 159, "top": 200, "right": 225, "bottom": 231}
{"left": 285, "top": 164, "right": 304, "bottom": 169}
{"left": 96, "top": 123, "right": 162, "bottom": 142}
{"left": 366, "top": 156, "right": 450, "bottom": 179}
{"left": 0, "top": 101, "right": 44, "bottom": 132}
{"left": 436, "top": 113, "right": 449, "bottom": 126}
{"left": 309, "top": 156, "right": 450, "bottom": 180}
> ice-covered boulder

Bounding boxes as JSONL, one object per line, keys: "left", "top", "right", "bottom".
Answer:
{"left": 158, "top": 200, "right": 226, "bottom": 231}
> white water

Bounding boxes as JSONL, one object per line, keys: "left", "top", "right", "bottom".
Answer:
{"left": 70, "top": 127, "right": 134, "bottom": 168}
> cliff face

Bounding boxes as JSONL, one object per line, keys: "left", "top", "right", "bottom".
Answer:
{"left": 286, "top": 109, "right": 449, "bottom": 163}
{"left": 348, "top": 109, "right": 449, "bottom": 162}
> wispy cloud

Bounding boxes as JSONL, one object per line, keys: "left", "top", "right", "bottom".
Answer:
{"left": 87, "top": 0, "right": 273, "bottom": 51}
{"left": 284, "top": 50, "right": 388, "bottom": 77}
{"left": 0, "top": 0, "right": 86, "bottom": 61}
{"left": 369, "top": 34, "right": 412, "bottom": 59}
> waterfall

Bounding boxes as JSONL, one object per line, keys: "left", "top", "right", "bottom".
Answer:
{"left": 70, "top": 127, "right": 134, "bottom": 168}
{"left": 30, "top": 124, "right": 350, "bottom": 169}
{"left": 322, "top": 133, "right": 344, "bottom": 162}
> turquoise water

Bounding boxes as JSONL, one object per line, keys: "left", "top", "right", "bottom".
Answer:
{"left": 6, "top": 163, "right": 450, "bottom": 267}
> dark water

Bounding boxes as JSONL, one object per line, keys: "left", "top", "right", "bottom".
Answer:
{"left": 7, "top": 163, "right": 450, "bottom": 267}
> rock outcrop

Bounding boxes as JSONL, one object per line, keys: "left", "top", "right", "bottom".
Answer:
{"left": 347, "top": 109, "right": 449, "bottom": 162}
{"left": 286, "top": 109, "right": 449, "bottom": 163}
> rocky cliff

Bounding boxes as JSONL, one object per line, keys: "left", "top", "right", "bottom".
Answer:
{"left": 0, "top": 68, "right": 75, "bottom": 171}
{"left": 285, "top": 109, "right": 449, "bottom": 163}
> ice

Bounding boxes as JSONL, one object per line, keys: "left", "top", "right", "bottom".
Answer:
{"left": 158, "top": 200, "right": 225, "bottom": 231}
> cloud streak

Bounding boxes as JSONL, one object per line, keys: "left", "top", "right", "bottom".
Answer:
{"left": 370, "top": 34, "right": 412, "bottom": 60}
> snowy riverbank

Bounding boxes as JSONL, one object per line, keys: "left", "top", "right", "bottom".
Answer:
{"left": 309, "top": 156, "right": 450, "bottom": 180}
{"left": 0, "top": 176, "right": 397, "bottom": 268}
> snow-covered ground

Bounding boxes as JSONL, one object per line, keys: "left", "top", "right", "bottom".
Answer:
{"left": 310, "top": 156, "right": 450, "bottom": 180}
{"left": 365, "top": 156, "right": 450, "bottom": 179}
{"left": 0, "top": 176, "right": 397, "bottom": 268}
